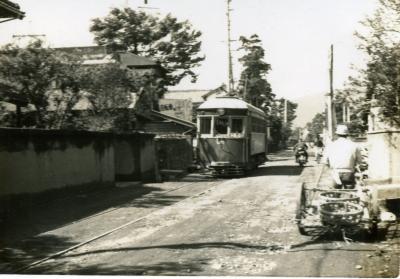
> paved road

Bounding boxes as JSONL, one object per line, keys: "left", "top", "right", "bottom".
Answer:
{"left": 1, "top": 151, "right": 399, "bottom": 276}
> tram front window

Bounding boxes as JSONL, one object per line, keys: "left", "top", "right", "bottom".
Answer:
{"left": 200, "top": 117, "right": 211, "bottom": 134}
{"left": 215, "top": 117, "right": 228, "bottom": 134}
{"left": 231, "top": 118, "right": 243, "bottom": 134}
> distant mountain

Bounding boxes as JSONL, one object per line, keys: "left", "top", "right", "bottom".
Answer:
{"left": 292, "top": 93, "right": 325, "bottom": 127}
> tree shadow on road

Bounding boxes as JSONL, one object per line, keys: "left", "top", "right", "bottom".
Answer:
{"left": 0, "top": 184, "right": 174, "bottom": 245}
{"left": 29, "top": 258, "right": 209, "bottom": 275}
{"left": 59, "top": 241, "right": 287, "bottom": 260}
{"left": 118, "top": 193, "right": 187, "bottom": 208}
{"left": 247, "top": 165, "right": 304, "bottom": 177}
{"left": 289, "top": 225, "right": 399, "bottom": 252}
{"left": 0, "top": 234, "right": 79, "bottom": 273}
{"left": 15, "top": 241, "right": 288, "bottom": 275}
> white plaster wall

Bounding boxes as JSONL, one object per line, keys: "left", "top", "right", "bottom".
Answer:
{"left": 0, "top": 141, "right": 114, "bottom": 196}
{"left": 140, "top": 138, "right": 157, "bottom": 181}
{"left": 114, "top": 139, "right": 137, "bottom": 176}
{"left": 368, "top": 131, "right": 400, "bottom": 181}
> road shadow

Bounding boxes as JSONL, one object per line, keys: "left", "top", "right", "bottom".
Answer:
{"left": 0, "top": 184, "right": 172, "bottom": 245}
{"left": 247, "top": 165, "right": 304, "bottom": 177}
{"left": 292, "top": 223, "right": 399, "bottom": 248}
{"left": 24, "top": 241, "right": 288, "bottom": 274}
{"left": 118, "top": 193, "right": 187, "bottom": 209}
{"left": 29, "top": 258, "right": 209, "bottom": 275}
{"left": 60, "top": 241, "right": 286, "bottom": 259}
{"left": 13, "top": 240, "right": 290, "bottom": 275}
{"left": 0, "top": 234, "right": 79, "bottom": 273}
{"left": 175, "top": 173, "right": 227, "bottom": 183}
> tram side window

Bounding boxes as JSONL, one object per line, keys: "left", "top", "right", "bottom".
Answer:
{"left": 231, "top": 118, "right": 243, "bottom": 133}
{"left": 200, "top": 117, "right": 211, "bottom": 134}
{"left": 215, "top": 117, "right": 228, "bottom": 134}
{"left": 251, "top": 117, "right": 265, "bottom": 133}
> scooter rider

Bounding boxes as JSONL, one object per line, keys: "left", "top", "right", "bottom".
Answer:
{"left": 323, "top": 125, "right": 362, "bottom": 189}
{"left": 294, "top": 140, "right": 309, "bottom": 162}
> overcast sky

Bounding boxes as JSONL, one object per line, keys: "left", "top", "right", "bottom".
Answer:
{"left": 1, "top": 0, "right": 377, "bottom": 100}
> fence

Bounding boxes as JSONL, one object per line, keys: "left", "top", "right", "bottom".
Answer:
{"left": 155, "top": 136, "right": 193, "bottom": 171}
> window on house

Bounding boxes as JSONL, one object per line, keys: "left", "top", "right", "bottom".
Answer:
{"left": 200, "top": 117, "right": 211, "bottom": 134}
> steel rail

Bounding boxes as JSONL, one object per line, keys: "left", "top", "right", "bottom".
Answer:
{"left": 62, "top": 180, "right": 215, "bottom": 228}
{"left": 14, "top": 180, "right": 222, "bottom": 273}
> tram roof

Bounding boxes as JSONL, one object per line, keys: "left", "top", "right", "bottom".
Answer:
{"left": 198, "top": 97, "right": 265, "bottom": 116}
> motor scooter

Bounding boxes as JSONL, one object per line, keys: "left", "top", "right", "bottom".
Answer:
{"left": 296, "top": 149, "right": 308, "bottom": 167}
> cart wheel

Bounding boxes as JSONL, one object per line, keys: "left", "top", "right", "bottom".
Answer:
{"left": 295, "top": 183, "right": 309, "bottom": 235}
{"left": 368, "top": 221, "right": 378, "bottom": 239}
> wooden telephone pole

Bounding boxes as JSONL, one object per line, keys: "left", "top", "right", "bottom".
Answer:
{"left": 226, "top": 0, "right": 235, "bottom": 94}
{"left": 284, "top": 99, "right": 288, "bottom": 124}
{"left": 325, "top": 44, "right": 336, "bottom": 141}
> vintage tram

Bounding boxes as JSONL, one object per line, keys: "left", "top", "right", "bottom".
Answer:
{"left": 196, "top": 97, "right": 268, "bottom": 176}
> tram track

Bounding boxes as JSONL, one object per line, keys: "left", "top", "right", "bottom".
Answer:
{"left": 56, "top": 178, "right": 220, "bottom": 229}
{"left": 12, "top": 178, "right": 223, "bottom": 273}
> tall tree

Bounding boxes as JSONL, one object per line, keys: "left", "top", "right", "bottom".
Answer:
{"left": 90, "top": 8, "right": 205, "bottom": 86}
{"left": 82, "top": 64, "right": 137, "bottom": 112}
{"left": 306, "top": 112, "right": 326, "bottom": 142}
{"left": 75, "top": 64, "right": 165, "bottom": 131}
{"left": 237, "top": 34, "right": 273, "bottom": 108}
{"left": 269, "top": 98, "right": 298, "bottom": 149}
{"left": 0, "top": 40, "right": 84, "bottom": 128}
{"left": 237, "top": 34, "right": 298, "bottom": 149}
{"left": 354, "top": 0, "right": 400, "bottom": 127}
{"left": 334, "top": 86, "right": 369, "bottom": 134}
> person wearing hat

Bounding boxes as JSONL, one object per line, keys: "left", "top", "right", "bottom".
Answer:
{"left": 323, "top": 124, "right": 362, "bottom": 189}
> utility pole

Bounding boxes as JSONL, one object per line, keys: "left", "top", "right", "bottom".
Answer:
{"left": 326, "top": 44, "right": 336, "bottom": 140}
{"left": 243, "top": 74, "right": 248, "bottom": 101}
{"left": 12, "top": 34, "right": 46, "bottom": 40}
{"left": 226, "top": 0, "right": 235, "bottom": 94}
{"left": 137, "top": 0, "right": 159, "bottom": 11}
{"left": 284, "top": 99, "right": 288, "bottom": 124}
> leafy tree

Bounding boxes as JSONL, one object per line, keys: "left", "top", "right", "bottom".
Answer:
{"left": 74, "top": 64, "right": 165, "bottom": 131}
{"left": 237, "top": 34, "right": 273, "bottom": 108}
{"left": 354, "top": 0, "right": 400, "bottom": 127}
{"left": 0, "top": 40, "right": 84, "bottom": 128}
{"left": 81, "top": 64, "right": 136, "bottom": 111}
{"left": 237, "top": 34, "right": 299, "bottom": 149}
{"left": 90, "top": 8, "right": 205, "bottom": 86}
{"left": 268, "top": 98, "right": 298, "bottom": 149}
{"left": 306, "top": 112, "right": 325, "bottom": 142}
{"left": 334, "top": 87, "right": 368, "bottom": 134}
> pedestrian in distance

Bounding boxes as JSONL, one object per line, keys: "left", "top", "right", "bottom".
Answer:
{"left": 323, "top": 124, "right": 362, "bottom": 189}
{"left": 314, "top": 136, "right": 324, "bottom": 163}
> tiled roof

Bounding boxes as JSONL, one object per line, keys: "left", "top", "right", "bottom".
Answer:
{"left": 119, "top": 53, "right": 158, "bottom": 67}
{"left": 54, "top": 46, "right": 158, "bottom": 68}
{"left": 0, "top": 0, "right": 25, "bottom": 20}
{"left": 164, "top": 90, "right": 210, "bottom": 103}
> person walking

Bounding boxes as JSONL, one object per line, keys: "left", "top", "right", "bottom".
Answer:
{"left": 323, "top": 125, "right": 362, "bottom": 189}
{"left": 314, "top": 136, "right": 324, "bottom": 163}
